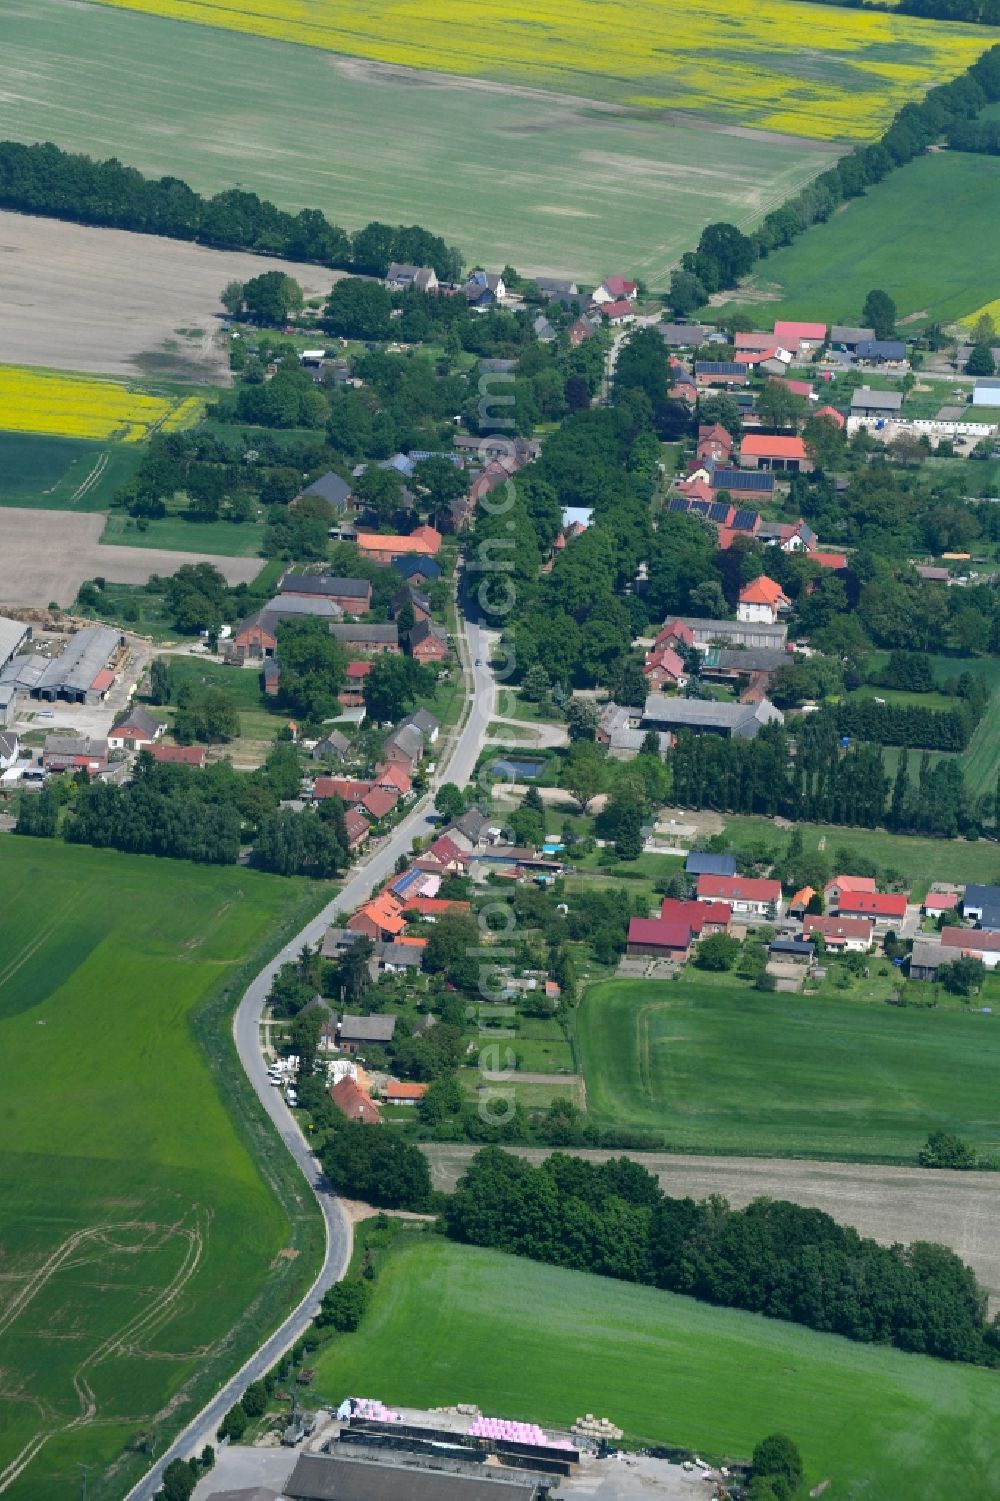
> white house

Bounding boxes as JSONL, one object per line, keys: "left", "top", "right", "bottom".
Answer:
{"left": 736, "top": 576, "right": 790, "bottom": 626}
{"left": 971, "top": 378, "right": 1000, "bottom": 407}
{"left": 592, "top": 275, "right": 638, "bottom": 306}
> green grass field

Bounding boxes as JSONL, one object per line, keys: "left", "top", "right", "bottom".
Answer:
{"left": 720, "top": 816, "right": 1000, "bottom": 896}
{"left": 0, "top": 434, "right": 141, "bottom": 510}
{"left": 100, "top": 509, "right": 264, "bottom": 557}
{"left": 1, "top": 0, "right": 834, "bottom": 284}
{"left": 0, "top": 839, "right": 326, "bottom": 1501}
{"left": 718, "top": 151, "right": 1000, "bottom": 325}
{"left": 310, "top": 1233, "right": 1000, "bottom": 1499}
{"left": 576, "top": 975, "right": 1000, "bottom": 1161}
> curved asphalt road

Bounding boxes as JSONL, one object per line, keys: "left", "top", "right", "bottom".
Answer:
{"left": 126, "top": 615, "right": 496, "bottom": 1498}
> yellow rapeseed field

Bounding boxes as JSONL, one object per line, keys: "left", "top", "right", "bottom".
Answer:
{"left": 964, "top": 298, "right": 1000, "bottom": 328}
{"left": 88, "top": 0, "right": 991, "bottom": 140}
{"left": 0, "top": 367, "right": 202, "bottom": 443}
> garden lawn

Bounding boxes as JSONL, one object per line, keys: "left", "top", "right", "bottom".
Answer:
{"left": 0, "top": 839, "right": 325, "bottom": 1501}
{"left": 576, "top": 976, "right": 1000, "bottom": 1161}
{"left": 0, "top": 434, "right": 141, "bottom": 511}
{"left": 717, "top": 152, "right": 1000, "bottom": 326}
{"left": 310, "top": 1234, "right": 1000, "bottom": 1500}
{"left": 1, "top": 0, "right": 834, "bottom": 285}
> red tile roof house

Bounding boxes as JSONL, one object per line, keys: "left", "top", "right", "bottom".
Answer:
{"left": 659, "top": 898, "right": 732, "bottom": 935}
{"left": 939, "top": 927, "right": 1000, "bottom": 969}
{"left": 355, "top": 524, "right": 442, "bottom": 565}
{"left": 811, "top": 552, "right": 848, "bottom": 571}
{"left": 803, "top": 915, "right": 873, "bottom": 951}
{"left": 772, "top": 320, "right": 827, "bottom": 354}
{"left": 824, "top": 875, "right": 877, "bottom": 911}
{"left": 344, "top": 807, "right": 371, "bottom": 853}
{"left": 402, "top": 897, "right": 473, "bottom": 919}
{"left": 739, "top": 434, "right": 813, "bottom": 474}
{"left": 697, "top": 874, "right": 783, "bottom": 919}
{"left": 314, "top": 776, "right": 373, "bottom": 805}
{"left": 360, "top": 786, "right": 400, "bottom": 822}
{"left": 150, "top": 743, "right": 207, "bottom": 767}
{"left": 626, "top": 917, "right": 692, "bottom": 959}
{"left": 813, "top": 404, "right": 845, "bottom": 429}
{"left": 594, "top": 276, "right": 638, "bottom": 304}
{"left": 107, "top": 705, "right": 164, "bottom": 750}
{"left": 922, "top": 890, "right": 960, "bottom": 917}
{"left": 643, "top": 643, "right": 688, "bottom": 692}
{"left": 424, "top": 834, "right": 468, "bottom": 873}
{"left": 330, "top": 1075, "right": 382, "bottom": 1124}
{"left": 836, "top": 892, "right": 909, "bottom": 934}
{"left": 601, "top": 300, "right": 637, "bottom": 326}
{"left": 734, "top": 331, "right": 777, "bottom": 355}
{"left": 696, "top": 424, "right": 734, "bottom": 464}
{"left": 374, "top": 763, "right": 412, "bottom": 796}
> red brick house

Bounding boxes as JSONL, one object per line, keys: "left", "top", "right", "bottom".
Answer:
{"left": 408, "top": 619, "right": 449, "bottom": 664}
{"left": 696, "top": 424, "right": 734, "bottom": 465}
{"left": 626, "top": 917, "right": 691, "bottom": 959}
{"left": 347, "top": 892, "right": 406, "bottom": 941}
{"left": 330, "top": 1075, "right": 382, "bottom": 1124}
{"left": 344, "top": 807, "right": 371, "bottom": 853}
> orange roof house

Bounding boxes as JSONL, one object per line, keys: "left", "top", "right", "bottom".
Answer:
{"left": 739, "top": 434, "right": 811, "bottom": 472}
{"left": 347, "top": 892, "right": 405, "bottom": 940}
{"left": 773, "top": 319, "right": 827, "bottom": 348}
{"left": 813, "top": 404, "right": 845, "bottom": 429}
{"left": 737, "top": 575, "right": 790, "bottom": 624}
{"left": 385, "top": 1081, "right": 429, "bottom": 1105}
{"left": 356, "top": 525, "right": 442, "bottom": 564}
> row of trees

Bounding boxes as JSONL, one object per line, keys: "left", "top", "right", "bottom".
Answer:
{"left": 446, "top": 1149, "right": 1000, "bottom": 1365}
{"left": 0, "top": 140, "right": 461, "bottom": 277}
{"left": 834, "top": 698, "right": 982, "bottom": 752}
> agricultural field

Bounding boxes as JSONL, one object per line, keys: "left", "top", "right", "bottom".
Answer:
{"left": 576, "top": 976, "right": 1000, "bottom": 1161}
{"left": 0, "top": 839, "right": 326, "bottom": 1501}
{"left": 0, "top": 434, "right": 141, "bottom": 511}
{"left": 0, "top": 1, "right": 836, "bottom": 284}
{"left": 0, "top": 510, "right": 261, "bottom": 609}
{"left": 0, "top": 209, "right": 337, "bottom": 382}
{"left": 718, "top": 151, "right": 1000, "bottom": 326}
{"left": 85, "top": 0, "right": 991, "bottom": 140}
{"left": 310, "top": 1232, "right": 1000, "bottom": 1499}
{"left": 0, "top": 366, "right": 202, "bottom": 444}
{"left": 99, "top": 510, "right": 264, "bottom": 558}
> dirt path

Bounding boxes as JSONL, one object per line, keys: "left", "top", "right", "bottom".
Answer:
{"left": 422, "top": 1146, "right": 1000, "bottom": 1312}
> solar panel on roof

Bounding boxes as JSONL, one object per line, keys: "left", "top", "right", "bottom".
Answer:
{"left": 668, "top": 498, "right": 690, "bottom": 513}
{"left": 691, "top": 501, "right": 711, "bottom": 516}
{"left": 708, "top": 502, "right": 731, "bottom": 522}
{"left": 731, "top": 509, "right": 758, "bottom": 530}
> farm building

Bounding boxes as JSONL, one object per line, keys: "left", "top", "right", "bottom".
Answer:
{"left": 641, "top": 694, "right": 783, "bottom": 741}
{"left": 939, "top": 928, "right": 1000, "bottom": 967}
{"left": 356, "top": 525, "right": 442, "bottom": 565}
{"left": 773, "top": 319, "right": 826, "bottom": 352}
{"left": 658, "top": 898, "right": 732, "bottom": 934}
{"left": 685, "top": 851, "right": 737, "bottom": 877}
{"left": 695, "top": 362, "right": 747, "bottom": 388}
{"left": 855, "top": 339, "right": 906, "bottom": 366}
{"left": 656, "top": 616, "right": 788, "bottom": 651}
{"left": 280, "top": 572, "right": 372, "bottom": 614}
{"left": 908, "top": 937, "right": 969, "bottom": 981}
{"left": 312, "top": 730, "right": 351, "bottom": 763}
{"left": 922, "top": 889, "right": 960, "bottom": 918}
{"left": 42, "top": 734, "right": 108, "bottom": 772}
{"left": 972, "top": 378, "right": 1000, "bottom": 407}
{"left": 338, "top": 1014, "right": 398, "bottom": 1054}
{"left": 850, "top": 388, "right": 904, "bottom": 417}
{"left": 830, "top": 325, "right": 874, "bottom": 352}
{"left": 385, "top": 262, "right": 438, "bottom": 292}
{"left": 329, "top": 1075, "right": 382, "bottom": 1124}
{"left": 296, "top": 471, "right": 353, "bottom": 511}
{"left": 626, "top": 917, "right": 691, "bottom": 959}
{"left": 0, "top": 615, "right": 30, "bottom": 673}
{"left": 31, "top": 626, "right": 123, "bottom": 703}
{"left": 330, "top": 623, "right": 399, "bottom": 655}
{"left": 150, "top": 744, "right": 205, "bottom": 767}
{"left": 823, "top": 874, "right": 877, "bottom": 910}
{"left": 835, "top": 891, "right": 908, "bottom": 934}
{"left": 739, "top": 434, "right": 812, "bottom": 473}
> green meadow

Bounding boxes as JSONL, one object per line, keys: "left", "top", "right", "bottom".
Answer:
{"left": 0, "top": 839, "right": 326, "bottom": 1501}
{"left": 718, "top": 151, "right": 1000, "bottom": 325}
{"left": 576, "top": 975, "right": 1000, "bottom": 1161}
{"left": 310, "top": 1232, "right": 1000, "bottom": 1500}
{"left": 0, "top": 433, "right": 140, "bottom": 511}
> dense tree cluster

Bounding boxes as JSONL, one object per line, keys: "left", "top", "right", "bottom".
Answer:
{"left": 321, "top": 1122, "right": 432, "bottom": 1210}
{"left": 446, "top": 1149, "right": 1000, "bottom": 1364}
{"left": 834, "top": 696, "right": 982, "bottom": 751}
{"left": 16, "top": 746, "right": 347, "bottom": 874}
{"left": 0, "top": 140, "right": 461, "bottom": 278}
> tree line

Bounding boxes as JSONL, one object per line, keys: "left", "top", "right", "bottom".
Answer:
{"left": 0, "top": 140, "right": 462, "bottom": 279}
{"left": 445, "top": 1148, "right": 1000, "bottom": 1366}
{"left": 834, "top": 696, "right": 983, "bottom": 752}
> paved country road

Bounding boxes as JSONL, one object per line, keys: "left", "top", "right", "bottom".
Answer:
{"left": 126, "top": 616, "right": 496, "bottom": 1499}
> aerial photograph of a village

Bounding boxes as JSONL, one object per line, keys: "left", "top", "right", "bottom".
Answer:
{"left": 2, "top": 0, "right": 1000, "bottom": 1498}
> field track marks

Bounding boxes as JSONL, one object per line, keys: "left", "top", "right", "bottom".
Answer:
{"left": 70, "top": 449, "right": 110, "bottom": 504}
{"left": 0, "top": 900, "right": 76, "bottom": 996}
{"left": 0, "top": 1217, "right": 206, "bottom": 1493}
